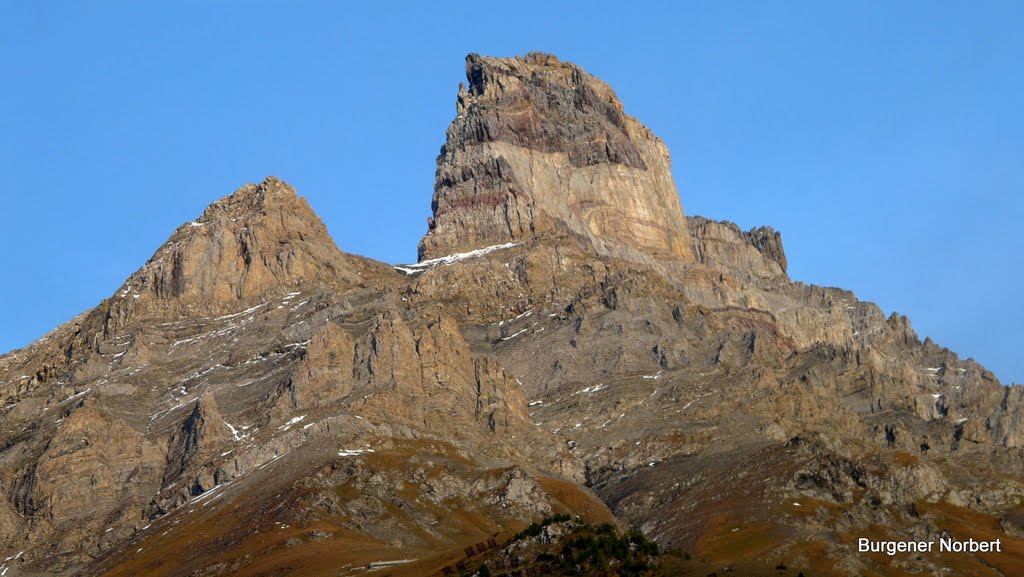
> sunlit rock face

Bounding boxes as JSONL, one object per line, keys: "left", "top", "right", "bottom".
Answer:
{"left": 4, "top": 53, "right": 1024, "bottom": 577}
{"left": 419, "top": 52, "right": 695, "bottom": 265}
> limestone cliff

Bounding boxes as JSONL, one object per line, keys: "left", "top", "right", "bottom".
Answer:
{"left": 419, "top": 53, "right": 695, "bottom": 264}
{"left": 687, "top": 215, "right": 788, "bottom": 284}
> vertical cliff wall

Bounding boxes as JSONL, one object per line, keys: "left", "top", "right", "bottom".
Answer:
{"left": 419, "top": 53, "right": 695, "bottom": 264}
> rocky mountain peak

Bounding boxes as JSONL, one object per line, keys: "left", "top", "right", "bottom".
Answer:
{"left": 419, "top": 52, "right": 695, "bottom": 264}
{"left": 108, "top": 176, "right": 363, "bottom": 324}
{"left": 6, "top": 53, "right": 1024, "bottom": 577}
{"left": 195, "top": 175, "right": 302, "bottom": 222}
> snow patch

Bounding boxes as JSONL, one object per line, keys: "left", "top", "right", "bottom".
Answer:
{"left": 214, "top": 302, "right": 268, "bottom": 322}
{"left": 224, "top": 421, "right": 249, "bottom": 441}
{"left": 493, "top": 310, "right": 534, "bottom": 326}
{"left": 189, "top": 480, "right": 234, "bottom": 506}
{"left": 338, "top": 448, "right": 375, "bottom": 457}
{"left": 61, "top": 388, "right": 91, "bottom": 404}
{"left": 367, "top": 559, "right": 417, "bottom": 569}
{"left": 501, "top": 328, "right": 529, "bottom": 341}
{"left": 279, "top": 415, "right": 306, "bottom": 430}
{"left": 394, "top": 242, "right": 518, "bottom": 275}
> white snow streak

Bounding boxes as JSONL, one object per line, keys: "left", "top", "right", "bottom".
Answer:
{"left": 367, "top": 559, "right": 417, "bottom": 569}
{"left": 501, "top": 328, "right": 529, "bottom": 341}
{"left": 338, "top": 448, "right": 375, "bottom": 457}
{"left": 279, "top": 415, "right": 305, "bottom": 430}
{"left": 224, "top": 421, "right": 249, "bottom": 441}
{"left": 61, "top": 388, "right": 91, "bottom": 404}
{"left": 394, "top": 243, "right": 518, "bottom": 275}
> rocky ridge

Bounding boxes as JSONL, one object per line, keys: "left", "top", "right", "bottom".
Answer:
{"left": 1, "top": 53, "right": 1023, "bottom": 577}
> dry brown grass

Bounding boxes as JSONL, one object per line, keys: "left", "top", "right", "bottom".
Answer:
{"left": 535, "top": 475, "right": 617, "bottom": 525}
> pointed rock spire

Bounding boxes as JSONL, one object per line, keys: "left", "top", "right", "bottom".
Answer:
{"left": 419, "top": 53, "right": 695, "bottom": 264}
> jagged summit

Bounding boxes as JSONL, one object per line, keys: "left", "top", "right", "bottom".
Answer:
{"left": 195, "top": 175, "right": 305, "bottom": 223}
{"left": 419, "top": 52, "right": 695, "bottom": 264}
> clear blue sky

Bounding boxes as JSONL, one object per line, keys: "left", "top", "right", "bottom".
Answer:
{"left": 2, "top": 2, "right": 1022, "bottom": 384}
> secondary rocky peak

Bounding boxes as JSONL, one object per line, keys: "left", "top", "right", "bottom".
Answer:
{"left": 419, "top": 52, "right": 695, "bottom": 264}
{"left": 196, "top": 175, "right": 302, "bottom": 221}
{"left": 109, "top": 176, "right": 362, "bottom": 322}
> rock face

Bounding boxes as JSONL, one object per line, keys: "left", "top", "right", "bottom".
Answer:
{"left": 3, "top": 53, "right": 1024, "bottom": 577}
{"left": 419, "top": 53, "right": 695, "bottom": 265}
{"left": 0, "top": 172, "right": 596, "bottom": 577}
{"left": 687, "top": 215, "right": 788, "bottom": 284}
{"left": 106, "top": 176, "right": 367, "bottom": 327}
{"left": 21, "top": 403, "right": 164, "bottom": 554}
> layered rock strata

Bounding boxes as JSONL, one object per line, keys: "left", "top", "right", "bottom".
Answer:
{"left": 2, "top": 53, "right": 1024, "bottom": 577}
{"left": 419, "top": 52, "right": 695, "bottom": 264}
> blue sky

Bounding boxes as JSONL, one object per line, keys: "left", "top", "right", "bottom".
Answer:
{"left": 2, "top": 2, "right": 1022, "bottom": 383}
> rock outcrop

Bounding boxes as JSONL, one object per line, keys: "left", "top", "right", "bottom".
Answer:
{"left": 688, "top": 216, "right": 788, "bottom": 284}
{"left": 419, "top": 53, "right": 695, "bottom": 265}
{"left": 2, "top": 53, "right": 1024, "bottom": 577}
{"left": 104, "top": 176, "right": 376, "bottom": 329}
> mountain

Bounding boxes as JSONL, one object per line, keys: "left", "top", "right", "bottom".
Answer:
{"left": 421, "top": 53, "right": 694, "bottom": 265}
{"left": 2, "top": 52, "right": 1023, "bottom": 577}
